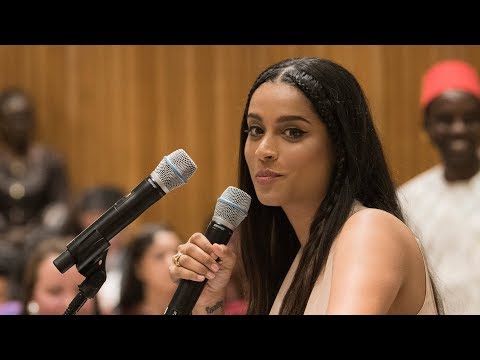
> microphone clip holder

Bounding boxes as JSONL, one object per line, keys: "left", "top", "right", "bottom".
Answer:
{"left": 60, "top": 231, "right": 110, "bottom": 315}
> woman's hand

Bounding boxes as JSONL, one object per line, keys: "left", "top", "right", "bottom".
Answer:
{"left": 169, "top": 232, "right": 237, "bottom": 314}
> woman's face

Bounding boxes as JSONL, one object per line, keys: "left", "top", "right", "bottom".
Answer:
{"left": 135, "top": 231, "right": 180, "bottom": 293}
{"left": 31, "top": 254, "right": 96, "bottom": 315}
{"left": 244, "top": 81, "right": 335, "bottom": 213}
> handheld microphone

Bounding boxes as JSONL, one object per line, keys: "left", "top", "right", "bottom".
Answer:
{"left": 53, "top": 149, "right": 197, "bottom": 275}
{"left": 164, "top": 186, "right": 251, "bottom": 315}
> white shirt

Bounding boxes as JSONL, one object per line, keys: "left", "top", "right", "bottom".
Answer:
{"left": 398, "top": 165, "right": 480, "bottom": 314}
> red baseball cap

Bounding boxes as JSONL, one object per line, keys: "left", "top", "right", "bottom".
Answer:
{"left": 420, "top": 59, "right": 480, "bottom": 109}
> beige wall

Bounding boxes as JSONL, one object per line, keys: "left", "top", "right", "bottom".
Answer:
{"left": 1, "top": 45, "right": 478, "bottom": 240}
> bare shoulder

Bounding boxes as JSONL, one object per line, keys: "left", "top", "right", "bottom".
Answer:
{"left": 331, "top": 207, "right": 421, "bottom": 287}
{"left": 335, "top": 208, "right": 416, "bottom": 256}
{"left": 325, "top": 208, "right": 424, "bottom": 314}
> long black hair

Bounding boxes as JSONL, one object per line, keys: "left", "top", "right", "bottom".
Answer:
{"left": 238, "top": 57, "right": 442, "bottom": 314}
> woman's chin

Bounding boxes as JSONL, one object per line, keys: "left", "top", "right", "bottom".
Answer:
{"left": 257, "top": 195, "right": 281, "bottom": 207}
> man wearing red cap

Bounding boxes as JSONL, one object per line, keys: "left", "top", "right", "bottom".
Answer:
{"left": 398, "top": 59, "right": 480, "bottom": 314}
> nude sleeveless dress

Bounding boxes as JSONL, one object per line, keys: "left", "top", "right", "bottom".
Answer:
{"left": 269, "top": 201, "right": 438, "bottom": 315}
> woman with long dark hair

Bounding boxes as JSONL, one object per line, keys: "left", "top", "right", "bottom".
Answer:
{"left": 170, "top": 57, "right": 443, "bottom": 315}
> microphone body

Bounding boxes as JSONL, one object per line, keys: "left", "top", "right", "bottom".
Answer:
{"left": 82, "top": 178, "right": 165, "bottom": 241}
{"left": 54, "top": 149, "right": 197, "bottom": 275}
{"left": 55, "top": 178, "right": 165, "bottom": 274}
{"left": 164, "top": 186, "right": 251, "bottom": 315}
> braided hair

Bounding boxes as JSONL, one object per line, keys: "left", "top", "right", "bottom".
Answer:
{"left": 238, "top": 58, "right": 404, "bottom": 314}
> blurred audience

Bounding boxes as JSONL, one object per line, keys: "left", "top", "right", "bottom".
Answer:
{"left": 0, "top": 86, "right": 71, "bottom": 247}
{"left": 21, "top": 236, "right": 100, "bottom": 315}
{"left": 72, "top": 184, "right": 130, "bottom": 314}
{"left": 0, "top": 242, "right": 22, "bottom": 314}
{"left": 398, "top": 59, "right": 480, "bottom": 314}
{"left": 116, "top": 223, "right": 181, "bottom": 315}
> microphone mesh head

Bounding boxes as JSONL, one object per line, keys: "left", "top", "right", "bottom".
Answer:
{"left": 151, "top": 149, "right": 197, "bottom": 192}
{"left": 214, "top": 186, "right": 251, "bottom": 229}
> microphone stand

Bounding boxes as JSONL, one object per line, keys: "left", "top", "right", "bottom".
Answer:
{"left": 63, "top": 252, "right": 107, "bottom": 315}
{"left": 63, "top": 251, "right": 107, "bottom": 315}
{"left": 56, "top": 232, "right": 111, "bottom": 315}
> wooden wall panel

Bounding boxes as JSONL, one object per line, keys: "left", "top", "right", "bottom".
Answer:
{"left": 1, "top": 45, "right": 479, "bottom": 241}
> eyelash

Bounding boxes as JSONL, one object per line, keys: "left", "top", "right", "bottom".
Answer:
{"left": 244, "top": 126, "right": 307, "bottom": 140}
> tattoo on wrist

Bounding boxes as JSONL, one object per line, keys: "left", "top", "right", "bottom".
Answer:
{"left": 205, "top": 300, "right": 224, "bottom": 314}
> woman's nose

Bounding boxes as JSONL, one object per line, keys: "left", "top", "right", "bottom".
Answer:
{"left": 255, "top": 135, "right": 278, "bottom": 161}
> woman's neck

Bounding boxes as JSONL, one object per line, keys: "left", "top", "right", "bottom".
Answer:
{"left": 283, "top": 203, "right": 318, "bottom": 247}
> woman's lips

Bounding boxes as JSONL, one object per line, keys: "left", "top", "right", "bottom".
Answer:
{"left": 255, "top": 169, "right": 281, "bottom": 185}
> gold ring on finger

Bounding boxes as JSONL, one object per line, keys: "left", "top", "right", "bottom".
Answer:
{"left": 173, "top": 252, "right": 183, "bottom": 267}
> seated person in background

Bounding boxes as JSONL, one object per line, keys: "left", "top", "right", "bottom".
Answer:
{"left": 0, "top": 87, "right": 71, "bottom": 247}
{"left": 72, "top": 185, "right": 130, "bottom": 314}
{"left": 21, "top": 236, "right": 100, "bottom": 315}
{"left": 116, "top": 223, "right": 181, "bottom": 315}
{"left": 0, "top": 242, "right": 22, "bottom": 315}
{"left": 398, "top": 59, "right": 480, "bottom": 314}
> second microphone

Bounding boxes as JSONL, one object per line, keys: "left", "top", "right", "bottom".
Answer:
{"left": 164, "top": 186, "right": 251, "bottom": 315}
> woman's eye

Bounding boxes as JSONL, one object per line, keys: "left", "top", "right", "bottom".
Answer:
{"left": 245, "top": 125, "right": 263, "bottom": 137}
{"left": 284, "top": 128, "right": 306, "bottom": 139}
